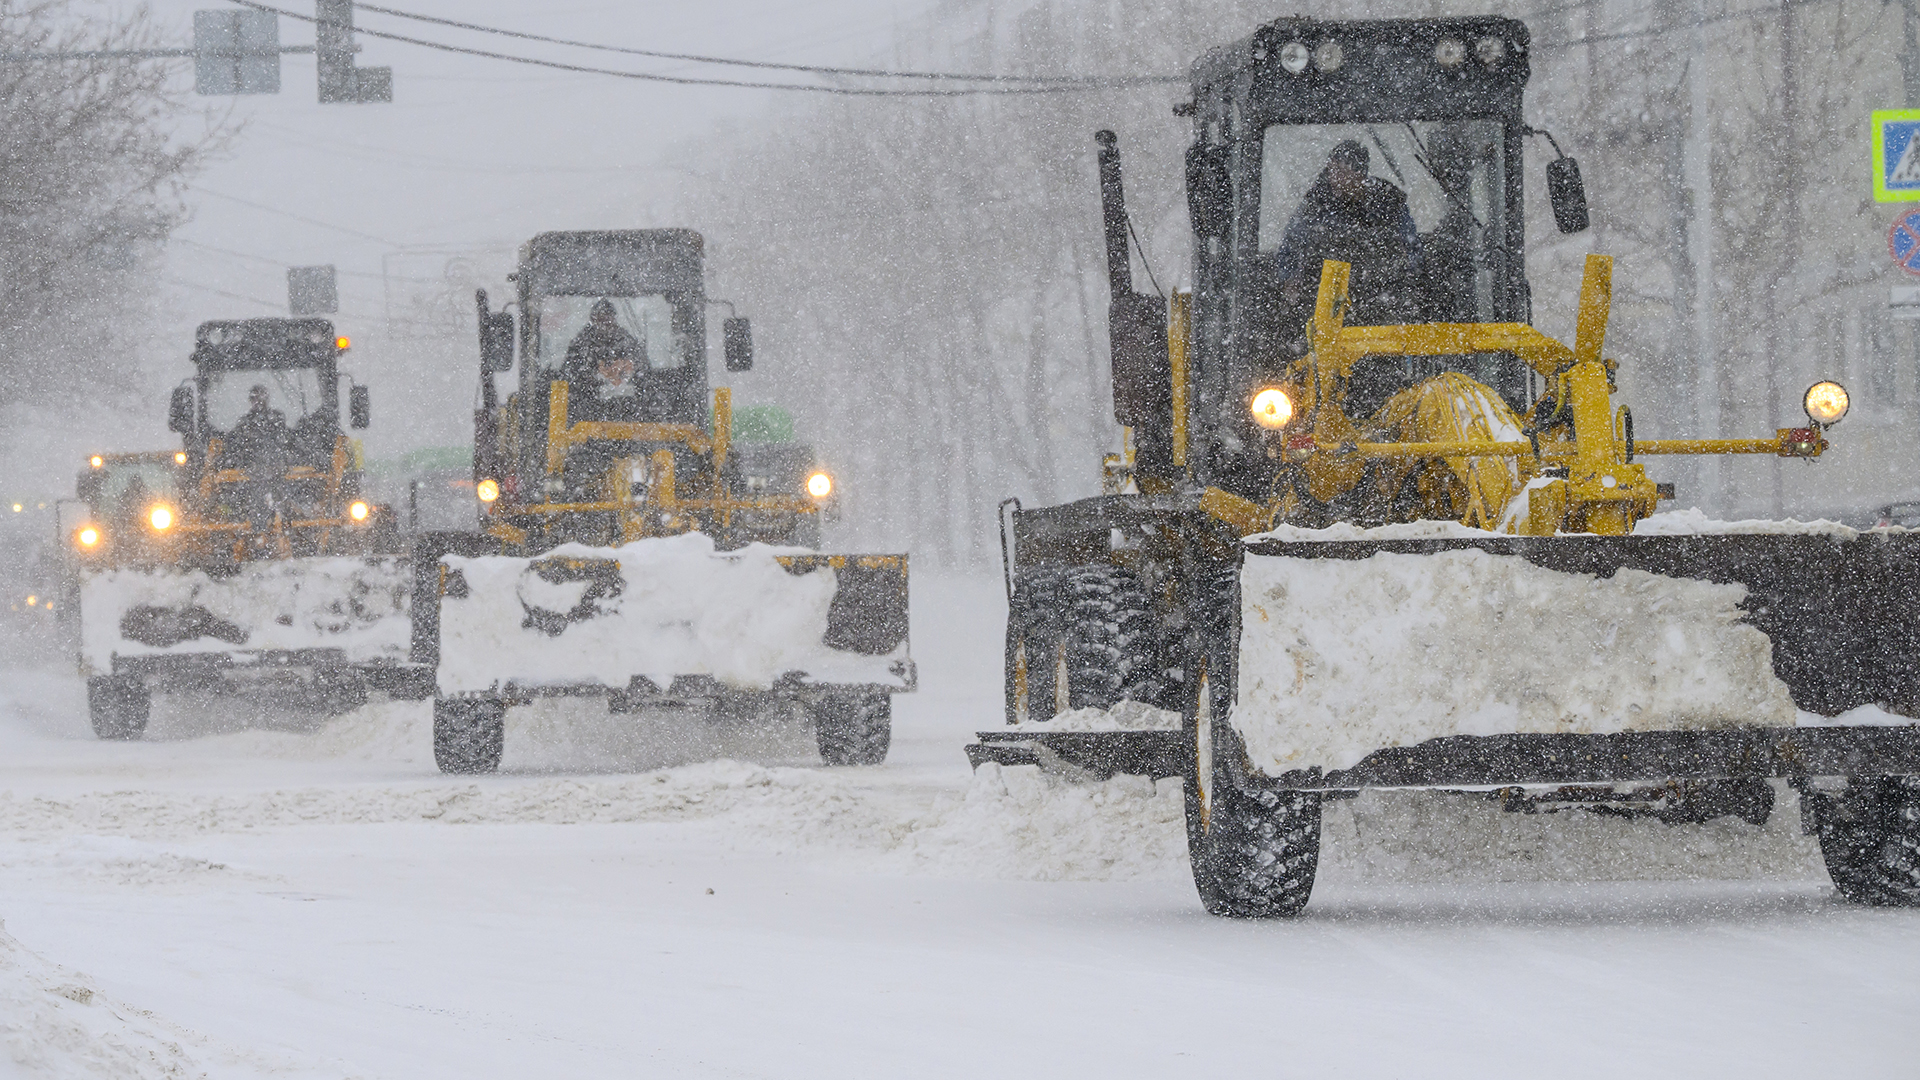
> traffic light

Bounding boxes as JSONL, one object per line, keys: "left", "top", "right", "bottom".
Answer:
{"left": 193, "top": 10, "right": 280, "bottom": 95}
{"left": 316, "top": 0, "right": 391, "bottom": 103}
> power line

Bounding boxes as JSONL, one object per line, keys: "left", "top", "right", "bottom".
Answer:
{"left": 190, "top": 187, "right": 402, "bottom": 245}
{"left": 221, "top": 0, "right": 1177, "bottom": 96}
{"left": 349, "top": 1, "right": 1184, "bottom": 87}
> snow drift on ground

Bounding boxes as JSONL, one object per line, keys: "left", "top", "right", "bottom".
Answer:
{"left": 1236, "top": 548, "right": 1796, "bottom": 773}
{"left": 436, "top": 533, "right": 907, "bottom": 694}
{"left": 80, "top": 557, "right": 410, "bottom": 673}
{"left": 0, "top": 913, "right": 335, "bottom": 1079}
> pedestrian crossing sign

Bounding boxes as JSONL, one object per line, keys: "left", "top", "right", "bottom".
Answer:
{"left": 1875, "top": 109, "right": 1920, "bottom": 201}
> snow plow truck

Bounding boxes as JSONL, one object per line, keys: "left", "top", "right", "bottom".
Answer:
{"left": 415, "top": 230, "right": 912, "bottom": 774}
{"left": 968, "top": 15, "right": 1920, "bottom": 915}
{"left": 73, "top": 320, "right": 414, "bottom": 739}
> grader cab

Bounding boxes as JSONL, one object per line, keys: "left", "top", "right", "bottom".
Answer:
{"left": 972, "top": 16, "right": 1920, "bottom": 915}
{"left": 416, "top": 230, "right": 913, "bottom": 775}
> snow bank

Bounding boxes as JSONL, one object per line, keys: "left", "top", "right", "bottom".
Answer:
{"left": 1235, "top": 548, "right": 1796, "bottom": 774}
{"left": 1009, "top": 699, "right": 1181, "bottom": 731}
{"left": 79, "top": 556, "right": 410, "bottom": 673}
{"left": 0, "top": 916, "right": 329, "bottom": 1078}
{"left": 437, "top": 533, "right": 907, "bottom": 694}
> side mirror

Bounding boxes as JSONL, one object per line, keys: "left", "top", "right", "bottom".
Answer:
{"left": 168, "top": 386, "right": 194, "bottom": 434}
{"left": 476, "top": 289, "right": 515, "bottom": 372}
{"left": 349, "top": 385, "right": 371, "bottom": 429}
{"left": 1547, "top": 156, "right": 1590, "bottom": 234}
{"left": 724, "top": 317, "right": 753, "bottom": 373}
{"left": 1185, "top": 144, "right": 1232, "bottom": 239}
{"left": 481, "top": 311, "right": 515, "bottom": 372}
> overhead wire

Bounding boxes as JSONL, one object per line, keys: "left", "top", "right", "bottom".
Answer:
{"left": 220, "top": 0, "right": 1180, "bottom": 96}
{"left": 347, "top": 1, "right": 1184, "bottom": 86}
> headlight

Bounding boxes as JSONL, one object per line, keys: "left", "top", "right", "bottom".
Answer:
{"left": 1250, "top": 387, "right": 1294, "bottom": 430}
{"left": 174, "top": 452, "right": 187, "bottom": 465}
{"left": 806, "top": 471, "right": 834, "bottom": 499}
{"left": 1434, "top": 37, "right": 1466, "bottom": 68}
{"left": 76, "top": 525, "right": 100, "bottom": 548}
{"left": 148, "top": 505, "right": 173, "bottom": 531}
{"left": 1278, "top": 40, "right": 1310, "bottom": 74}
{"left": 89, "top": 455, "right": 103, "bottom": 469}
{"left": 1804, "top": 381, "right": 1849, "bottom": 427}
{"left": 348, "top": 501, "right": 370, "bottom": 522}
{"left": 476, "top": 478, "right": 500, "bottom": 503}
{"left": 1312, "top": 40, "right": 1344, "bottom": 72}
{"left": 1475, "top": 35, "right": 1506, "bottom": 65}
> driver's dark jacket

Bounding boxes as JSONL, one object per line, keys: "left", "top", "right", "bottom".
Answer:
{"left": 224, "top": 406, "right": 289, "bottom": 471}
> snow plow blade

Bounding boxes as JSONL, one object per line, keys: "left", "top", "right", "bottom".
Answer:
{"left": 970, "top": 528, "right": 1920, "bottom": 786}
{"left": 79, "top": 556, "right": 427, "bottom": 697}
{"left": 412, "top": 533, "right": 913, "bottom": 700}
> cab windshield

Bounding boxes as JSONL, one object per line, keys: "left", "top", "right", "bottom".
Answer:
{"left": 535, "top": 294, "right": 682, "bottom": 372}
{"left": 206, "top": 368, "right": 325, "bottom": 431}
{"left": 1256, "top": 119, "right": 1508, "bottom": 326}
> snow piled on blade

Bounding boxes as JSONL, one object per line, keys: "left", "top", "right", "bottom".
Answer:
{"left": 436, "top": 533, "right": 907, "bottom": 694}
{"left": 1008, "top": 699, "right": 1181, "bottom": 731}
{"left": 1236, "top": 548, "right": 1796, "bottom": 774}
{"left": 1632, "top": 507, "right": 1863, "bottom": 536}
{"left": 79, "top": 557, "right": 410, "bottom": 672}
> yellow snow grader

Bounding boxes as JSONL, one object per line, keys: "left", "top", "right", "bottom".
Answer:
{"left": 414, "top": 230, "right": 912, "bottom": 774}
{"left": 72, "top": 319, "right": 415, "bottom": 739}
{"left": 970, "top": 15, "right": 1920, "bottom": 914}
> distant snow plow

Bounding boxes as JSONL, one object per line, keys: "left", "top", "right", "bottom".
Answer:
{"left": 420, "top": 230, "right": 912, "bottom": 773}
{"left": 71, "top": 321, "right": 416, "bottom": 739}
{"left": 969, "top": 15, "right": 1920, "bottom": 916}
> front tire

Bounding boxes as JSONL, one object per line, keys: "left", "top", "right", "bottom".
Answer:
{"left": 433, "top": 696, "right": 506, "bottom": 774}
{"left": 87, "top": 675, "right": 150, "bottom": 741}
{"left": 1799, "top": 776, "right": 1920, "bottom": 906}
{"left": 1183, "top": 670, "right": 1321, "bottom": 919}
{"left": 814, "top": 693, "right": 891, "bottom": 766}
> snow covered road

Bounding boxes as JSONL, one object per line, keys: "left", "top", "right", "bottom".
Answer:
{"left": 3, "top": 577, "right": 1918, "bottom": 1078}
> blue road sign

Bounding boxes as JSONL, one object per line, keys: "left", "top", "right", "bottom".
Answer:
{"left": 1875, "top": 110, "right": 1920, "bottom": 202}
{"left": 1890, "top": 209, "right": 1920, "bottom": 275}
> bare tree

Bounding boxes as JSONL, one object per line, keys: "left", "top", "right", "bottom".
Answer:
{"left": 0, "top": 0, "right": 228, "bottom": 410}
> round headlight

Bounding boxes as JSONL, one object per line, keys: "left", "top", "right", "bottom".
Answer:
{"left": 806, "top": 471, "right": 834, "bottom": 499}
{"left": 174, "top": 452, "right": 188, "bottom": 465}
{"left": 1475, "top": 36, "right": 1506, "bottom": 65}
{"left": 476, "top": 478, "right": 500, "bottom": 504}
{"left": 89, "top": 455, "right": 103, "bottom": 469}
{"left": 348, "top": 500, "right": 370, "bottom": 522}
{"left": 1250, "top": 387, "right": 1294, "bottom": 430}
{"left": 1434, "top": 37, "right": 1466, "bottom": 68}
{"left": 1278, "top": 40, "right": 1311, "bottom": 74}
{"left": 1312, "top": 40, "right": 1344, "bottom": 72}
{"left": 1804, "top": 381, "right": 1849, "bottom": 427}
{"left": 77, "top": 526, "right": 100, "bottom": 548}
{"left": 148, "top": 505, "right": 173, "bottom": 531}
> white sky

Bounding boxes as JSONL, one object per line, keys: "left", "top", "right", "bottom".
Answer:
{"left": 143, "top": 0, "right": 931, "bottom": 405}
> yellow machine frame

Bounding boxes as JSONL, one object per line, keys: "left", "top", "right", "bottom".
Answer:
{"left": 482, "top": 383, "right": 826, "bottom": 548}
{"left": 1197, "top": 254, "right": 1826, "bottom": 537}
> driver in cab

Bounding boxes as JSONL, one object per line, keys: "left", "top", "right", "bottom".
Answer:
{"left": 563, "top": 299, "right": 647, "bottom": 418}
{"left": 1267, "top": 139, "right": 1424, "bottom": 348}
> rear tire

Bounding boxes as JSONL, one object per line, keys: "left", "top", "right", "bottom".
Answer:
{"left": 814, "top": 693, "right": 890, "bottom": 766}
{"left": 1004, "top": 563, "right": 1164, "bottom": 725}
{"left": 87, "top": 676, "right": 150, "bottom": 741}
{"left": 433, "top": 696, "right": 506, "bottom": 774}
{"left": 1799, "top": 776, "right": 1920, "bottom": 906}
